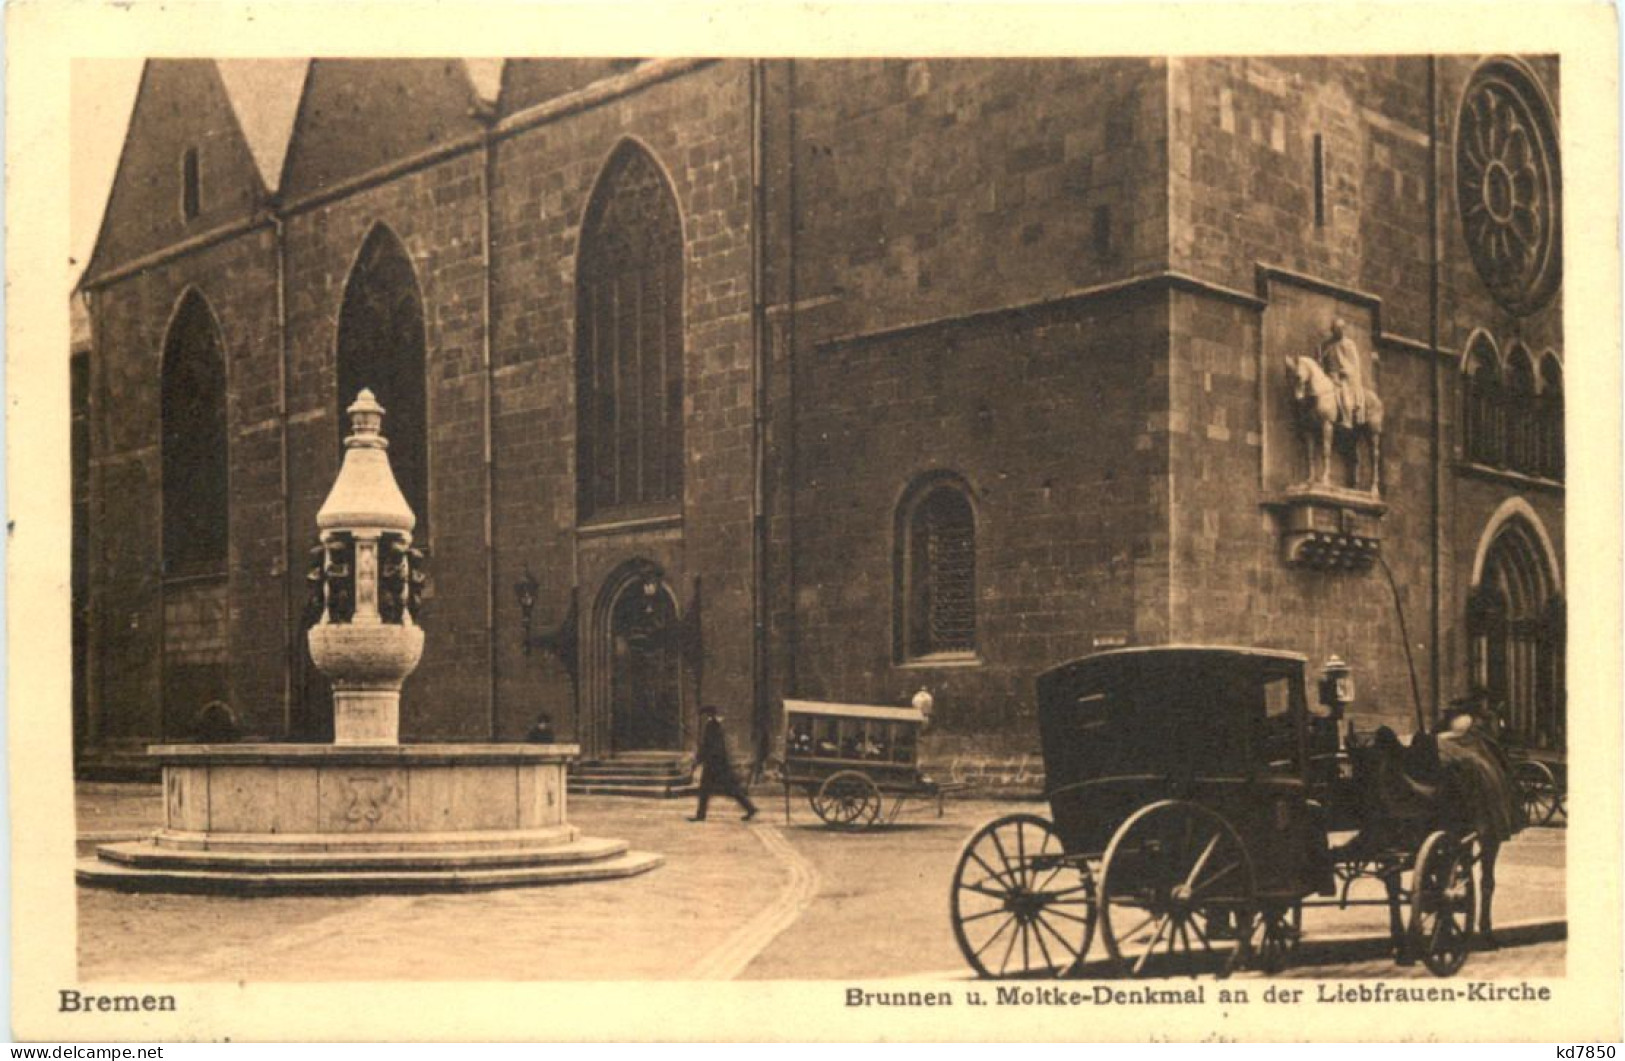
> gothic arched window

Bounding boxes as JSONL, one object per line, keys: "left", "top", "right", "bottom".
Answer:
{"left": 1504, "top": 346, "right": 1539, "bottom": 474}
{"left": 1539, "top": 354, "right": 1564, "bottom": 480}
{"left": 337, "top": 225, "right": 429, "bottom": 538}
{"left": 161, "top": 290, "right": 228, "bottom": 576}
{"left": 1462, "top": 338, "right": 1503, "bottom": 467}
{"left": 575, "top": 142, "right": 685, "bottom": 520}
{"left": 897, "top": 477, "right": 978, "bottom": 661}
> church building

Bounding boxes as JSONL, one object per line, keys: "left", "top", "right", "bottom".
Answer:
{"left": 74, "top": 57, "right": 1564, "bottom": 779}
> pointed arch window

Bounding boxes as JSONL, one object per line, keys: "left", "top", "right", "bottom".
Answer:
{"left": 576, "top": 143, "right": 685, "bottom": 520}
{"left": 1468, "top": 518, "right": 1564, "bottom": 751}
{"left": 1504, "top": 348, "right": 1539, "bottom": 473}
{"left": 897, "top": 476, "right": 978, "bottom": 661}
{"left": 161, "top": 291, "right": 228, "bottom": 576}
{"left": 337, "top": 226, "right": 429, "bottom": 538}
{"left": 1539, "top": 355, "right": 1564, "bottom": 480}
{"left": 1462, "top": 339, "right": 1503, "bottom": 467}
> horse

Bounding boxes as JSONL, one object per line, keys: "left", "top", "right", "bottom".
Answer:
{"left": 1343, "top": 727, "right": 1517, "bottom": 962}
{"left": 1285, "top": 355, "right": 1385, "bottom": 493}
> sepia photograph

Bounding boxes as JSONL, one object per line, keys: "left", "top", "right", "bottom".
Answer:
{"left": 10, "top": 0, "right": 1621, "bottom": 1044}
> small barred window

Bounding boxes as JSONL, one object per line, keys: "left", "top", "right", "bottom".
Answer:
{"left": 900, "top": 480, "right": 977, "bottom": 660}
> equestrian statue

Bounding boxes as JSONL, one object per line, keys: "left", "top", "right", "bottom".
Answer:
{"left": 1286, "top": 318, "right": 1385, "bottom": 494}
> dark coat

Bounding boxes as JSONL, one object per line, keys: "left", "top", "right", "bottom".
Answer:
{"left": 697, "top": 716, "right": 740, "bottom": 791}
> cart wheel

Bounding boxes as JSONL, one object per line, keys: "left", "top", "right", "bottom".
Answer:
{"left": 1408, "top": 831, "right": 1477, "bottom": 977}
{"left": 1513, "top": 760, "right": 1561, "bottom": 827}
{"left": 810, "top": 771, "right": 882, "bottom": 828}
{"left": 1098, "top": 800, "right": 1256, "bottom": 979}
{"left": 1249, "top": 902, "right": 1303, "bottom": 974}
{"left": 950, "top": 814, "right": 1095, "bottom": 979}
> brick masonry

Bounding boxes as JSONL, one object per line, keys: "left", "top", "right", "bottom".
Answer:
{"left": 78, "top": 57, "right": 1564, "bottom": 772}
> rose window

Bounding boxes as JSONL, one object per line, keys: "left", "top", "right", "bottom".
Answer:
{"left": 1456, "top": 59, "right": 1561, "bottom": 316}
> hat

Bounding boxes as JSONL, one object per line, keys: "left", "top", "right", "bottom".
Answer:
{"left": 700, "top": 705, "right": 720, "bottom": 717}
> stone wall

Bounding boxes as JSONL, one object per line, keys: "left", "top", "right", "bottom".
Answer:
{"left": 788, "top": 292, "right": 1165, "bottom": 735}
{"left": 1161, "top": 55, "right": 1564, "bottom": 729}
{"left": 85, "top": 227, "right": 285, "bottom": 745}
{"left": 487, "top": 61, "right": 757, "bottom": 752}
{"left": 78, "top": 56, "right": 1564, "bottom": 771}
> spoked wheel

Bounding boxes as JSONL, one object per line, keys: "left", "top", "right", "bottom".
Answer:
{"left": 1249, "top": 902, "right": 1303, "bottom": 974}
{"left": 1513, "top": 760, "right": 1561, "bottom": 827}
{"left": 810, "top": 771, "right": 882, "bottom": 828}
{"left": 950, "top": 814, "right": 1096, "bottom": 979}
{"left": 1098, "top": 800, "right": 1256, "bottom": 979}
{"left": 1408, "top": 831, "right": 1477, "bottom": 977}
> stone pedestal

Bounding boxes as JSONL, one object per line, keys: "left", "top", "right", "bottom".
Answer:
{"left": 77, "top": 744, "right": 662, "bottom": 892}
{"left": 1270, "top": 484, "right": 1386, "bottom": 571}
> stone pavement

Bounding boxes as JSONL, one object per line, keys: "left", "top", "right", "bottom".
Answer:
{"left": 75, "top": 784, "right": 1565, "bottom": 982}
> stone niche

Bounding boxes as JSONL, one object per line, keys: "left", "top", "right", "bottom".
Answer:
{"left": 1259, "top": 270, "right": 1387, "bottom": 572}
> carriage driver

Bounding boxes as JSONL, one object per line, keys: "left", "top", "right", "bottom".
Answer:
{"left": 1319, "top": 318, "right": 1367, "bottom": 430}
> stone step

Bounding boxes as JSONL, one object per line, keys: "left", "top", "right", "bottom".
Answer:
{"left": 97, "top": 835, "right": 629, "bottom": 872}
{"left": 571, "top": 769, "right": 693, "bottom": 786}
{"left": 148, "top": 824, "right": 582, "bottom": 854}
{"left": 76, "top": 849, "right": 664, "bottom": 894}
{"left": 573, "top": 763, "right": 693, "bottom": 779}
{"left": 568, "top": 780, "right": 699, "bottom": 798}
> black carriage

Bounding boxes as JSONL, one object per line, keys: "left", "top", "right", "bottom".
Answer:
{"left": 780, "top": 699, "right": 961, "bottom": 827}
{"left": 949, "top": 646, "right": 1484, "bottom": 980}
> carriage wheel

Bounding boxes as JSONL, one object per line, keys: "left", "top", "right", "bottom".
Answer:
{"left": 809, "top": 771, "right": 882, "bottom": 828}
{"left": 1409, "top": 831, "right": 1477, "bottom": 977}
{"left": 1513, "top": 760, "right": 1561, "bottom": 827}
{"left": 1249, "top": 902, "right": 1303, "bottom": 974}
{"left": 950, "top": 814, "right": 1096, "bottom": 979}
{"left": 1098, "top": 801, "right": 1256, "bottom": 979}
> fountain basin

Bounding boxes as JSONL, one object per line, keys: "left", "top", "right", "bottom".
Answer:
{"left": 76, "top": 743, "right": 663, "bottom": 893}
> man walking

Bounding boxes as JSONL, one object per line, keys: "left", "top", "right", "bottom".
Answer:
{"left": 690, "top": 706, "right": 758, "bottom": 822}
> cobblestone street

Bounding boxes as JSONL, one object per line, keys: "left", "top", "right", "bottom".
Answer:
{"left": 76, "top": 784, "right": 1565, "bottom": 983}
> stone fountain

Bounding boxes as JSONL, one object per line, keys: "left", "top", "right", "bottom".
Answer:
{"left": 78, "top": 391, "right": 661, "bottom": 892}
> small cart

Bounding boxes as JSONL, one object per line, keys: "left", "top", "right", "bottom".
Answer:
{"left": 1510, "top": 748, "right": 1566, "bottom": 826}
{"left": 780, "top": 699, "right": 962, "bottom": 828}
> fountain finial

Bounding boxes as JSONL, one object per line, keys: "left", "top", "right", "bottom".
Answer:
{"left": 345, "top": 388, "right": 388, "bottom": 448}
{"left": 318, "top": 389, "right": 415, "bottom": 534}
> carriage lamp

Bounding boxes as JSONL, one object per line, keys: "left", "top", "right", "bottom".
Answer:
{"left": 1319, "top": 656, "right": 1355, "bottom": 715}
{"left": 912, "top": 688, "right": 935, "bottom": 726}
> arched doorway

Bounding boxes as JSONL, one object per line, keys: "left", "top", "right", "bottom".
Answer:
{"left": 607, "top": 574, "right": 683, "bottom": 752}
{"left": 1468, "top": 508, "right": 1564, "bottom": 751}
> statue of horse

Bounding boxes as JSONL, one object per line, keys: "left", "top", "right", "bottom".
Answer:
{"left": 1285, "top": 355, "right": 1385, "bottom": 494}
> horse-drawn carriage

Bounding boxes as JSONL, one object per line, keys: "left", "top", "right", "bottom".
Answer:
{"left": 950, "top": 646, "right": 1513, "bottom": 980}
{"left": 779, "top": 699, "right": 964, "bottom": 827}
